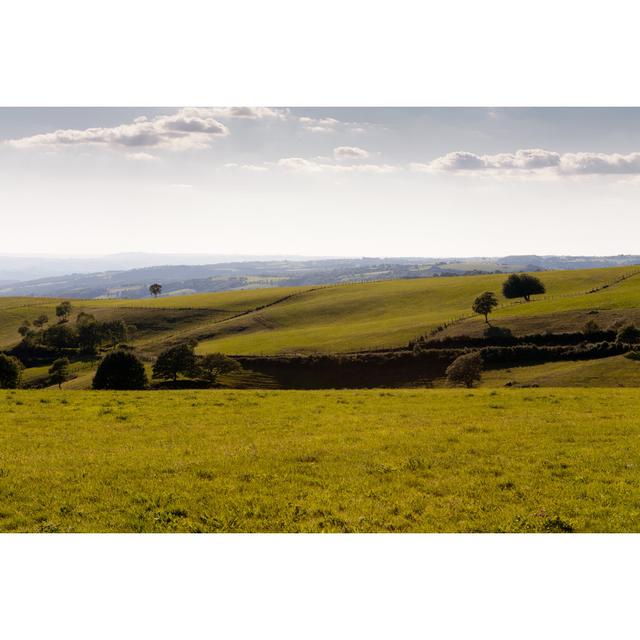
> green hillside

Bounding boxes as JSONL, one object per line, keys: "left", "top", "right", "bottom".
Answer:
{"left": 196, "top": 266, "right": 639, "bottom": 355}
{"left": 3, "top": 265, "right": 640, "bottom": 389}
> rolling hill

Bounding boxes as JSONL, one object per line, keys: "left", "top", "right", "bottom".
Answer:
{"left": 3, "top": 264, "right": 640, "bottom": 389}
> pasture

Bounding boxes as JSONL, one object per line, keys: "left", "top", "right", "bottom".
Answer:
{"left": 1, "top": 388, "right": 639, "bottom": 532}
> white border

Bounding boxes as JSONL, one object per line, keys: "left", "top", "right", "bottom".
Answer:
{"left": 1, "top": 1, "right": 639, "bottom": 636}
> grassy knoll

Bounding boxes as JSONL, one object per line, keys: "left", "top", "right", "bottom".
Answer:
{"left": 196, "top": 266, "right": 639, "bottom": 355}
{"left": 1, "top": 388, "right": 639, "bottom": 532}
{"left": 82, "top": 286, "right": 309, "bottom": 311}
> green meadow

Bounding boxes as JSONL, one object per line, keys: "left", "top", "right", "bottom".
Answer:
{"left": 1, "top": 388, "right": 639, "bottom": 533}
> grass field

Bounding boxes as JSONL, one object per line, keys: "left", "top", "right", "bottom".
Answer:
{"left": 1, "top": 388, "right": 639, "bottom": 532}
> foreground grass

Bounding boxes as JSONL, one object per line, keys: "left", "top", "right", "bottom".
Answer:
{"left": 1, "top": 388, "right": 639, "bottom": 532}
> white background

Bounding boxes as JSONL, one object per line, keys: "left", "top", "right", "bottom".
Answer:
{"left": 2, "top": 1, "right": 640, "bottom": 637}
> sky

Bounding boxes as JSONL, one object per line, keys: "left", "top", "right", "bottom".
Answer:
{"left": 3, "top": 107, "right": 640, "bottom": 257}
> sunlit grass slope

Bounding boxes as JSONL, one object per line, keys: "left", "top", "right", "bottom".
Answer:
{"left": 2, "top": 266, "right": 639, "bottom": 358}
{"left": 476, "top": 355, "right": 640, "bottom": 388}
{"left": 1, "top": 388, "right": 639, "bottom": 532}
{"left": 197, "top": 266, "right": 639, "bottom": 354}
{"left": 83, "top": 286, "right": 308, "bottom": 311}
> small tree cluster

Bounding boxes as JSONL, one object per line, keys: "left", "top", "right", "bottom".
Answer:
{"left": 152, "top": 343, "right": 240, "bottom": 385}
{"left": 17, "top": 312, "right": 132, "bottom": 354}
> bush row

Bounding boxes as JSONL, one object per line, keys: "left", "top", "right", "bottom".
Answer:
{"left": 412, "top": 329, "right": 617, "bottom": 350}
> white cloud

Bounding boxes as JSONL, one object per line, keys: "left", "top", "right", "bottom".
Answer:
{"left": 299, "top": 117, "right": 341, "bottom": 133}
{"left": 224, "top": 162, "right": 268, "bottom": 172}
{"left": 277, "top": 157, "right": 396, "bottom": 174}
{"left": 127, "top": 152, "right": 158, "bottom": 161}
{"left": 334, "top": 146, "right": 370, "bottom": 160}
{"left": 206, "top": 106, "right": 285, "bottom": 120}
{"left": 5, "top": 108, "right": 230, "bottom": 151}
{"left": 421, "top": 148, "right": 640, "bottom": 177}
{"left": 298, "top": 115, "right": 373, "bottom": 134}
{"left": 559, "top": 152, "right": 640, "bottom": 174}
{"left": 427, "top": 149, "right": 561, "bottom": 172}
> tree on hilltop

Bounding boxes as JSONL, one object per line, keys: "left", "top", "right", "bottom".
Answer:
{"left": 472, "top": 291, "right": 499, "bottom": 324}
{"left": 149, "top": 283, "right": 162, "bottom": 297}
{"left": 502, "top": 273, "right": 545, "bottom": 302}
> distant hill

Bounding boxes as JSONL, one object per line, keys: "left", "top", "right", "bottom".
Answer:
{"left": 1, "top": 254, "right": 639, "bottom": 299}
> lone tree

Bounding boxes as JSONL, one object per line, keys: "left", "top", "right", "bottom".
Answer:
{"left": 48, "top": 358, "right": 71, "bottom": 389}
{"left": 92, "top": 350, "right": 148, "bottom": 390}
{"left": 502, "top": 273, "right": 545, "bottom": 302}
{"left": 617, "top": 323, "right": 640, "bottom": 345}
{"left": 196, "top": 353, "right": 241, "bottom": 384}
{"left": 446, "top": 351, "right": 483, "bottom": 388}
{"left": 153, "top": 343, "right": 197, "bottom": 382}
{"left": 0, "top": 353, "right": 23, "bottom": 389}
{"left": 149, "top": 283, "right": 162, "bottom": 297}
{"left": 472, "top": 291, "right": 499, "bottom": 324}
{"left": 55, "top": 301, "right": 73, "bottom": 322}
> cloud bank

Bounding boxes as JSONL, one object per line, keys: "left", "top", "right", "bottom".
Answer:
{"left": 419, "top": 148, "right": 640, "bottom": 176}
{"left": 6, "top": 108, "right": 231, "bottom": 151}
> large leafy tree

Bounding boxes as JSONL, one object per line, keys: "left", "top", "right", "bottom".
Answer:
{"left": 152, "top": 343, "right": 197, "bottom": 382}
{"left": 92, "top": 350, "right": 148, "bottom": 390}
{"left": 472, "top": 291, "right": 499, "bottom": 324}
{"left": 502, "top": 273, "right": 546, "bottom": 302}
{"left": 0, "top": 353, "right": 23, "bottom": 389}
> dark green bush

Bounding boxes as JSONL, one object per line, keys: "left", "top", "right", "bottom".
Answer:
{"left": 93, "top": 350, "right": 148, "bottom": 390}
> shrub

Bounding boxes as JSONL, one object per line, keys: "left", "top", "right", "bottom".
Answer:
{"left": 483, "top": 325, "right": 513, "bottom": 340}
{"left": 0, "top": 353, "right": 23, "bottom": 388}
{"left": 446, "top": 352, "right": 483, "bottom": 388}
{"left": 616, "top": 324, "right": 640, "bottom": 345}
{"left": 583, "top": 320, "right": 600, "bottom": 334}
{"left": 92, "top": 350, "right": 148, "bottom": 390}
